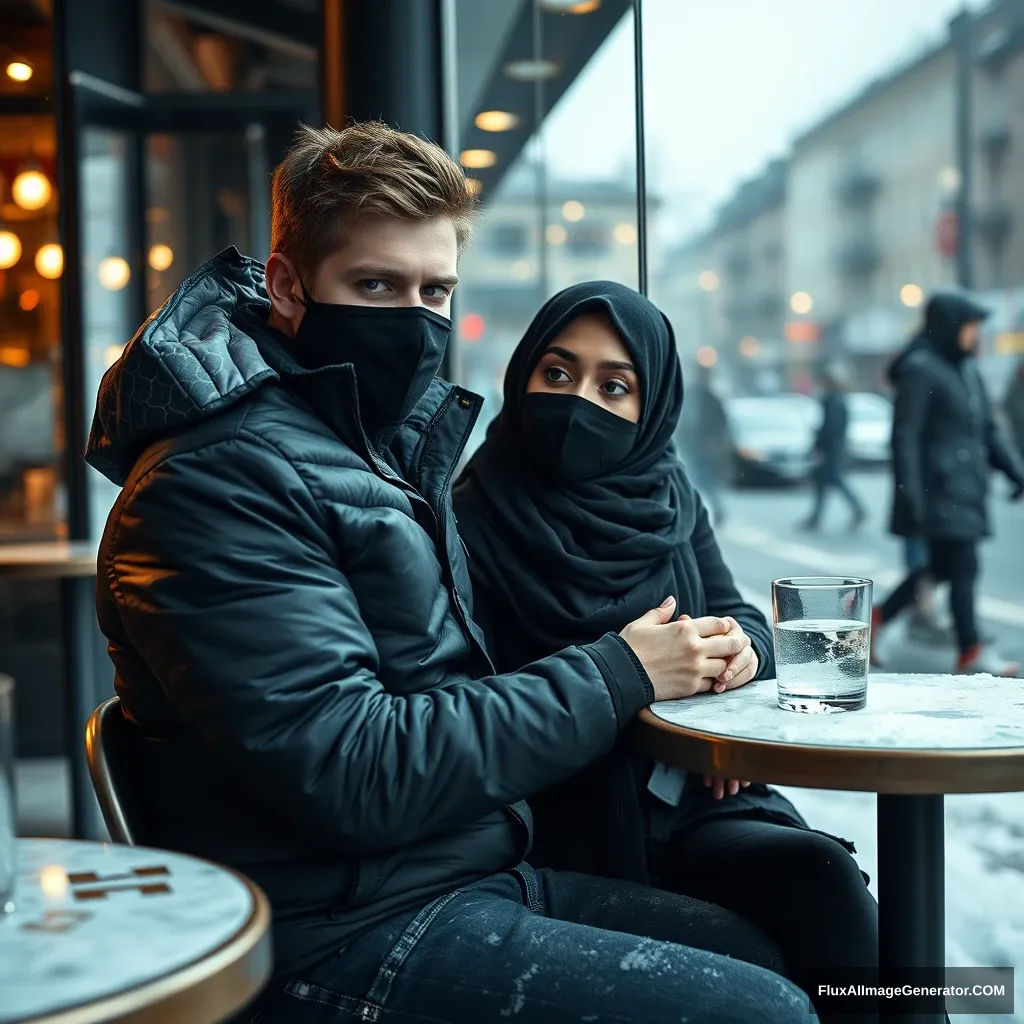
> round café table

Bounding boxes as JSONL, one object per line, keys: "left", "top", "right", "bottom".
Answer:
{"left": 635, "top": 673, "right": 1024, "bottom": 1024}
{"left": 0, "top": 838, "right": 272, "bottom": 1023}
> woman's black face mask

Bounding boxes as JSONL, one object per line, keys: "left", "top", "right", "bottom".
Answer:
{"left": 292, "top": 290, "right": 451, "bottom": 433}
{"left": 520, "top": 392, "right": 639, "bottom": 483}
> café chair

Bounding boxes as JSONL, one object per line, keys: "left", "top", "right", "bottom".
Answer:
{"left": 85, "top": 696, "right": 139, "bottom": 845}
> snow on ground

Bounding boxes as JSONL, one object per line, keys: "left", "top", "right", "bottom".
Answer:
{"left": 781, "top": 787, "right": 1024, "bottom": 1022}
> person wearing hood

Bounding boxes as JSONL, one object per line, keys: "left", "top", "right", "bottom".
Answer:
{"left": 454, "top": 282, "right": 879, "bottom": 1024}
{"left": 83, "top": 123, "right": 816, "bottom": 1024}
{"left": 873, "top": 293, "right": 1024, "bottom": 675}
{"left": 798, "top": 361, "right": 866, "bottom": 532}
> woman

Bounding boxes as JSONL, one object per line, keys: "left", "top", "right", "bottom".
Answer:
{"left": 454, "top": 281, "right": 878, "bottom": 1022}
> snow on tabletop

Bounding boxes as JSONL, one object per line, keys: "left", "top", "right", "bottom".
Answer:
{"left": 650, "top": 674, "right": 1024, "bottom": 750}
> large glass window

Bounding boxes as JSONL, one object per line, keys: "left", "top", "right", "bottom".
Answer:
{"left": 0, "top": 114, "right": 62, "bottom": 541}
{"left": 453, "top": 0, "right": 639, "bottom": 457}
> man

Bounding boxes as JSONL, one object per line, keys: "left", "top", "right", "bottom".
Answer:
{"left": 85, "top": 123, "right": 808, "bottom": 1024}
{"left": 872, "top": 293, "right": 1024, "bottom": 675}
{"left": 798, "top": 362, "right": 866, "bottom": 532}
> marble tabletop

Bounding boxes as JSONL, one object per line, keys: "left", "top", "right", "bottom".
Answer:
{"left": 0, "top": 839, "right": 271, "bottom": 1023}
{"left": 639, "top": 674, "right": 1024, "bottom": 794}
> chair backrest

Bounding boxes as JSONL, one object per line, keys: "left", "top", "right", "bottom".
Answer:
{"left": 85, "top": 696, "right": 139, "bottom": 844}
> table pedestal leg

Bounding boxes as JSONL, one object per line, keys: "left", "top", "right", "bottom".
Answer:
{"left": 877, "top": 793, "right": 945, "bottom": 1024}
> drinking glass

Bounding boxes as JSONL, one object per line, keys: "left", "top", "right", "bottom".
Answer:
{"left": 772, "top": 577, "right": 873, "bottom": 713}
{"left": 0, "top": 674, "right": 14, "bottom": 912}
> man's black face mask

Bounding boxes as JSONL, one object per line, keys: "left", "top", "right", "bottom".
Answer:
{"left": 292, "top": 291, "right": 451, "bottom": 435}
{"left": 520, "top": 392, "right": 639, "bottom": 483}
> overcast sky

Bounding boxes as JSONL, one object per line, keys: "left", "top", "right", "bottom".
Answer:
{"left": 542, "top": 0, "right": 988, "bottom": 238}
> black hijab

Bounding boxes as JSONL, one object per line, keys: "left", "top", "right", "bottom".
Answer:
{"left": 457, "top": 280, "right": 697, "bottom": 655}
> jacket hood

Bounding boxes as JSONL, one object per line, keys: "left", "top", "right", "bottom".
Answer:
{"left": 86, "top": 247, "right": 281, "bottom": 485}
{"left": 922, "top": 292, "right": 990, "bottom": 364}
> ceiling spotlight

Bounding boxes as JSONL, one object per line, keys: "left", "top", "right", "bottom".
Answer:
{"left": 474, "top": 110, "right": 520, "bottom": 132}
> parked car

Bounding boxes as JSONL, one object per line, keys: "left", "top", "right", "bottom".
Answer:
{"left": 724, "top": 396, "right": 816, "bottom": 486}
{"left": 846, "top": 392, "right": 893, "bottom": 465}
{"left": 784, "top": 391, "right": 893, "bottom": 466}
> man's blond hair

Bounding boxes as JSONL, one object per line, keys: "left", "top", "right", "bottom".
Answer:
{"left": 270, "top": 121, "right": 477, "bottom": 283}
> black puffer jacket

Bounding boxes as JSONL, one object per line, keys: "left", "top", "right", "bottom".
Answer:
{"left": 86, "top": 248, "right": 652, "bottom": 978}
{"left": 889, "top": 293, "right": 1024, "bottom": 539}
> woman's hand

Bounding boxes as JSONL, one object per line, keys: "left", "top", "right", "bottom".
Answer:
{"left": 703, "top": 776, "right": 751, "bottom": 800}
{"left": 678, "top": 615, "right": 759, "bottom": 694}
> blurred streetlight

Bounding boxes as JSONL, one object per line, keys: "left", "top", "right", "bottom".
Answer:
{"left": 540, "top": 0, "right": 601, "bottom": 11}
{"left": 459, "top": 149, "right": 497, "bottom": 170}
{"left": 510, "top": 260, "right": 533, "bottom": 280}
{"left": 790, "top": 291, "right": 813, "bottom": 315}
{"left": 696, "top": 345, "right": 718, "bottom": 368}
{"left": 0, "top": 230, "right": 22, "bottom": 269}
{"left": 739, "top": 336, "right": 760, "bottom": 358}
{"left": 900, "top": 283, "right": 924, "bottom": 308}
{"left": 5, "top": 61, "right": 33, "bottom": 82}
{"left": 34, "top": 243, "right": 63, "bottom": 279}
{"left": 697, "top": 270, "right": 719, "bottom": 292}
{"left": 12, "top": 167, "right": 51, "bottom": 211}
{"left": 938, "top": 166, "right": 961, "bottom": 194}
{"left": 613, "top": 223, "right": 637, "bottom": 245}
{"left": 148, "top": 244, "right": 174, "bottom": 272}
{"left": 98, "top": 256, "right": 131, "bottom": 291}
{"left": 19, "top": 289, "right": 39, "bottom": 311}
{"left": 562, "top": 200, "right": 585, "bottom": 222}
{"left": 546, "top": 224, "right": 567, "bottom": 245}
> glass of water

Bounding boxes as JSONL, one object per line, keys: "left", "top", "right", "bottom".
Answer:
{"left": 0, "top": 675, "right": 14, "bottom": 912}
{"left": 772, "top": 577, "right": 873, "bottom": 713}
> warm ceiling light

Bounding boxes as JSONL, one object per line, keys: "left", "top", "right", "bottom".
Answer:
{"left": 460, "top": 149, "right": 497, "bottom": 170}
{"left": 98, "top": 255, "right": 131, "bottom": 291}
{"left": 6, "top": 61, "right": 33, "bottom": 83}
{"left": 19, "top": 289, "right": 40, "bottom": 312}
{"left": 613, "top": 223, "right": 637, "bottom": 245}
{"left": 0, "top": 346, "right": 30, "bottom": 368}
{"left": 12, "top": 168, "right": 52, "bottom": 211}
{"left": 790, "top": 291, "right": 814, "bottom": 315}
{"left": 541, "top": 0, "right": 601, "bottom": 10}
{"left": 739, "top": 335, "right": 760, "bottom": 358}
{"left": 900, "top": 283, "right": 924, "bottom": 308}
{"left": 697, "top": 270, "right": 719, "bottom": 292}
{"left": 34, "top": 243, "right": 63, "bottom": 279}
{"left": 696, "top": 345, "right": 718, "bottom": 368}
{"left": 0, "top": 230, "right": 22, "bottom": 270}
{"left": 545, "top": 224, "right": 567, "bottom": 245}
{"left": 465, "top": 178, "right": 484, "bottom": 195}
{"left": 148, "top": 243, "right": 174, "bottom": 272}
{"left": 474, "top": 110, "right": 519, "bottom": 132}
{"left": 562, "top": 200, "right": 585, "bottom": 222}
{"left": 503, "top": 58, "right": 562, "bottom": 82}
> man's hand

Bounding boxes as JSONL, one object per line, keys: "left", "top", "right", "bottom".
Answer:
{"left": 682, "top": 615, "right": 759, "bottom": 694}
{"left": 619, "top": 600, "right": 746, "bottom": 702}
{"left": 703, "top": 776, "right": 751, "bottom": 800}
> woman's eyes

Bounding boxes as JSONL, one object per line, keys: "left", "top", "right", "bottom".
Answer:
{"left": 542, "top": 366, "right": 631, "bottom": 397}
{"left": 602, "top": 380, "right": 631, "bottom": 397}
{"left": 544, "top": 366, "right": 572, "bottom": 383}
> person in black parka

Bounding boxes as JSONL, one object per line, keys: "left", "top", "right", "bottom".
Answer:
{"left": 454, "top": 281, "right": 879, "bottom": 1023}
{"left": 873, "top": 292, "right": 1024, "bottom": 675}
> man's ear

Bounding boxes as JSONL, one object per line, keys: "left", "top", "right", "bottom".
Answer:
{"left": 265, "top": 253, "right": 305, "bottom": 331}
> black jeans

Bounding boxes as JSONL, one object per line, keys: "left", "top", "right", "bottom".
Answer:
{"left": 880, "top": 538, "right": 979, "bottom": 654}
{"left": 657, "top": 817, "right": 879, "bottom": 1024}
{"left": 245, "top": 864, "right": 814, "bottom": 1024}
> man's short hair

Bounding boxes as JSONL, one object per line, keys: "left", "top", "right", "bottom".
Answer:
{"left": 270, "top": 121, "right": 477, "bottom": 283}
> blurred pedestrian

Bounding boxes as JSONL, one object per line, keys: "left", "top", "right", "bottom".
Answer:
{"left": 872, "top": 293, "right": 1024, "bottom": 675}
{"left": 798, "top": 362, "right": 866, "bottom": 532}
{"left": 1006, "top": 357, "right": 1024, "bottom": 458}
{"left": 678, "top": 362, "right": 729, "bottom": 524}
